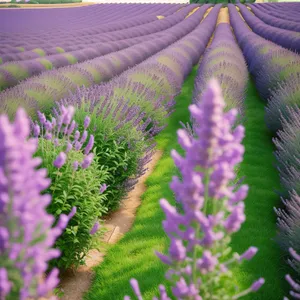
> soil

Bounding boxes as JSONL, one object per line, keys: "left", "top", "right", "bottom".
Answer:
{"left": 58, "top": 150, "right": 163, "bottom": 300}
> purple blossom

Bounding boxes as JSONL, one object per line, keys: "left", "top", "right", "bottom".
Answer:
{"left": 84, "top": 135, "right": 94, "bottom": 155}
{"left": 90, "top": 221, "right": 100, "bottom": 235}
{"left": 33, "top": 123, "right": 40, "bottom": 137}
{"left": 37, "top": 111, "right": 46, "bottom": 125}
{"left": 84, "top": 116, "right": 91, "bottom": 129}
{"left": 239, "top": 247, "right": 258, "bottom": 261}
{"left": 53, "top": 152, "right": 67, "bottom": 169}
{"left": 67, "top": 120, "right": 76, "bottom": 136}
{"left": 0, "top": 108, "right": 73, "bottom": 299}
{"left": 0, "top": 268, "right": 11, "bottom": 298}
{"left": 81, "top": 153, "right": 94, "bottom": 169}
{"left": 61, "top": 105, "right": 75, "bottom": 126}
{"left": 250, "top": 278, "right": 265, "bottom": 292}
{"left": 66, "top": 142, "right": 73, "bottom": 153}
{"left": 125, "top": 79, "right": 263, "bottom": 299}
{"left": 99, "top": 184, "right": 107, "bottom": 194}
{"left": 73, "top": 161, "right": 79, "bottom": 171}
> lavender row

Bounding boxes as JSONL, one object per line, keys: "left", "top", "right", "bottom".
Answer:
{"left": 228, "top": 4, "right": 300, "bottom": 131}
{"left": 0, "top": 5, "right": 204, "bottom": 91}
{"left": 0, "top": 4, "right": 185, "bottom": 52}
{"left": 0, "top": 5, "right": 197, "bottom": 63}
{"left": 252, "top": 3, "right": 300, "bottom": 22}
{"left": 237, "top": 4, "right": 300, "bottom": 53}
{"left": 193, "top": 22, "right": 248, "bottom": 122}
{"left": 0, "top": 5, "right": 186, "bottom": 54}
{"left": 249, "top": 4, "right": 300, "bottom": 33}
{"left": 0, "top": 3, "right": 181, "bottom": 36}
{"left": 53, "top": 4, "right": 220, "bottom": 209}
{"left": 0, "top": 4, "right": 211, "bottom": 119}
{"left": 64, "top": 4, "right": 221, "bottom": 135}
{"left": 229, "top": 4, "right": 300, "bottom": 296}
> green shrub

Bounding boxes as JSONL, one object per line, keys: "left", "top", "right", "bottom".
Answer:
{"left": 34, "top": 107, "right": 110, "bottom": 269}
{"left": 69, "top": 100, "right": 149, "bottom": 212}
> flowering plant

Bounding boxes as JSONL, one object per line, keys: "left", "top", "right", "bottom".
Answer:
{"left": 125, "top": 79, "right": 264, "bottom": 299}
{"left": 0, "top": 108, "right": 74, "bottom": 300}
{"left": 33, "top": 105, "right": 109, "bottom": 269}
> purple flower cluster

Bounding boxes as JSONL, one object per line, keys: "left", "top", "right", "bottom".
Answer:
{"left": 284, "top": 247, "right": 300, "bottom": 300}
{"left": 0, "top": 108, "right": 75, "bottom": 299}
{"left": 273, "top": 106, "right": 300, "bottom": 198}
{"left": 35, "top": 105, "right": 95, "bottom": 170}
{"left": 124, "top": 79, "right": 264, "bottom": 300}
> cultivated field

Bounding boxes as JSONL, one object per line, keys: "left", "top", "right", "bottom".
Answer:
{"left": 1, "top": 2, "right": 300, "bottom": 300}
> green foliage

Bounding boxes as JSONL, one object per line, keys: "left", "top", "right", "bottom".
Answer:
{"left": 36, "top": 140, "right": 109, "bottom": 269}
{"left": 73, "top": 102, "right": 147, "bottom": 211}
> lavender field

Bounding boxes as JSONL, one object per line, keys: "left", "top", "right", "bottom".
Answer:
{"left": 0, "top": 2, "right": 300, "bottom": 300}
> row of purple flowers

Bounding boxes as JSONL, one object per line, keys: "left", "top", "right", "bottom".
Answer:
{"left": 229, "top": 4, "right": 300, "bottom": 299}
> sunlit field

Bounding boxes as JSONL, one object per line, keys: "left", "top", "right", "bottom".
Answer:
{"left": 0, "top": 2, "right": 300, "bottom": 300}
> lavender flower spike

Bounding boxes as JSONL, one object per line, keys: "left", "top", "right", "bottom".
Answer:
{"left": 84, "top": 116, "right": 91, "bottom": 129}
{"left": 100, "top": 183, "right": 107, "bottom": 194}
{"left": 126, "top": 79, "right": 263, "bottom": 299}
{"left": 81, "top": 153, "right": 94, "bottom": 169}
{"left": 53, "top": 152, "right": 67, "bottom": 169}
{"left": 84, "top": 134, "right": 94, "bottom": 155}
{"left": 0, "top": 108, "right": 73, "bottom": 299}
{"left": 90, "top": 221, "right": 100, "bottom": 235}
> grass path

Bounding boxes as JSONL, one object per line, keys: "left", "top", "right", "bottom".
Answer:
{"left": 231, "top": 79, "right": 289, "bottom": 300}
{"left": 84, "top": 67, "right": 197, "bottom": 300}
{"left": 84, "top": 76, "right": 289, "bottom": 300}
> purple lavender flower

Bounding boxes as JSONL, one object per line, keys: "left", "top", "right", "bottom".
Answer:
{"left": 84, "top": 116, "right": 91, "bottom": 129}
{"left": 33, "top": 123, "right": 40, "bottom": 137}
{"left": 73, "top": 161, "right": 79, "bottom": 171}
{"left": 100, "top": 183, "right": 107, "bottom": 194}
{"left": 66, "top": 142, "right": 73, "bottom": 153}
{"left": 84, "top": 134, "right": 94, "bottom": 155}
{"left": 81, "top": 153, "right": 94, "bottom": 169}
{"left": 250, "top": 278, "right": 265, "bottom": 292}
{"left": 90, "top": 221, "right": 100, "bottom": 235}
{"left": 37, "top": 111, "right": 46, "bottom": 125}
{"left": 125, "top": 79, "right": 263, "bottom": 299}
{"left": 53, "top": 152, "right": 67, "bottom": 169}
{"left": 61, "top": 105, "right": 75, "bottom": 126}
{"left": 67, "top": 120, "right": 76, "bottom": 136}
{"left": 0, "top": 108, "right": 74, "bottom": 299}
{"left": 239, "top": 247, "right": 258, "bottom": 261}
{"left": 284, "top": 248, "right": 300, "bottom": 299}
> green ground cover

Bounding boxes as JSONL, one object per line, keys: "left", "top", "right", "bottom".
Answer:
{"left": 85, "top": 76, "right": 289, "bottom": 300}
{"left": 230, "top": 80, "right": 289, "bottom": 300}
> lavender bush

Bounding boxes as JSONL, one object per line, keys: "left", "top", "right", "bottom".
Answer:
{"left": 56, "top": 93, "right": 156, "bottom": 211}
{"left": 0, "top": 108, "right": 74, "bottom": 299}
{"left": 275, "top": 191, "right": 300, "bottom": 275}
{"left": 273, "top": 106, "right": 300, "bottom": 198}
{"left": 33, "top": 105, "right": 109, "bottom": 269}
{"left": 125, "top": 79, "right": 264, "bottom": 299}
{"left": 285, "top": 248, "right": 300, "bottom": 300}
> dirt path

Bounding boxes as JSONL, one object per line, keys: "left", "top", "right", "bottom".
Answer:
{"left": 58, "top": 150, "right": 163, "bottom": 300}
{"left": 217, "top": 7, "right": 229, "bottom": 24}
